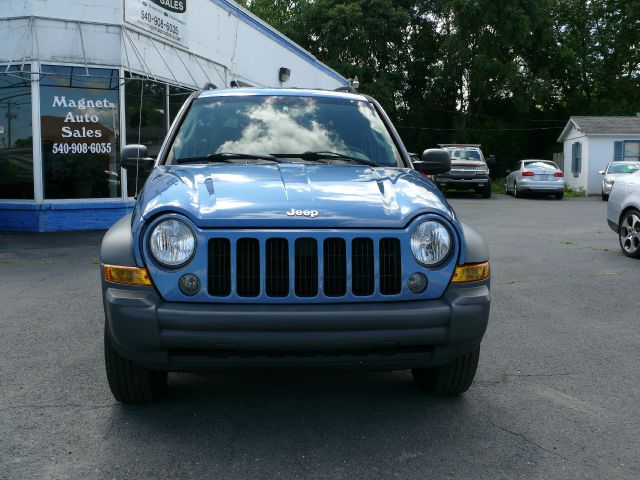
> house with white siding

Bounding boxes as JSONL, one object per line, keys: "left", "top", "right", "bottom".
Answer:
{"left": 558, "top": 116, "right": 640, "bottom": 194}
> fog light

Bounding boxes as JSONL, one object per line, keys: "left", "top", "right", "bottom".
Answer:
{"left": 179, "top": 274, "right": 200, "bottom": 296}
{"left": 408, "top": 272, "right": 428, "bottom": 294}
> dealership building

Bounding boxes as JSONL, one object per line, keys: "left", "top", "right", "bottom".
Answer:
{"left": 0, "top": 0, "right": 347, "bottom": 232}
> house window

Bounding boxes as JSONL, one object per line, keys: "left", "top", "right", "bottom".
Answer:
{"left": 622, "top": 141, "right": 640, "bottom": 162}
{"left": 571, "top": 142, "right": 581, "bottom": 177}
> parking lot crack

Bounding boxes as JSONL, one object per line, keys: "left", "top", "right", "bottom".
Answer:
{"left": 479, "top": 414, "right": 568, "bottom": 461}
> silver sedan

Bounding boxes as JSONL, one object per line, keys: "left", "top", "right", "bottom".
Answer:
{"left": 598, "top": 161, "right": 640, "bottom": 201}
{"left": 607, "top": 170, "right": 640, "bottom": 258}
{"left": 505, "top": 159, "right": 565, "bottom": 199}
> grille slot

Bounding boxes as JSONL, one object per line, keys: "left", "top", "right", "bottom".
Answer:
{"left": 323, "top": 238, "right": 346, "bottom": 297}
{"left": 379, "top": 238, "right": 401, "bottom": 295}
{"left": 236, "top": 238, "right": 260, "bottom": 297}
{"left": 266, "top": 238, "right": 289, "bottom": 297}
{"left": 208, "top": 238, "right": 231, "bottom": 296}
{"left": 295, "top": 238, "right": 318, "bottom": 297}
{"left": 352, "top": 238, "right": 375, "bottom": 296}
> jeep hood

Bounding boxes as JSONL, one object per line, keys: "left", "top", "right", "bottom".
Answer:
{"left": 137, "top": 164, "right": 454, "bottom": 228}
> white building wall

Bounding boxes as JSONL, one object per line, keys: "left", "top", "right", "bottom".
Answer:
{"left": 562, "top": 125, "right": 588, "bottom": 192}
{"left": 0, "top": 0, "right": 346, "bottom": 90}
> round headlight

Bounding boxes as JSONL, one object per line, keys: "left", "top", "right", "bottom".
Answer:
{"left": 410, "top": 220, "right": 452, "bottom": 266}
{"left": 149, "top": 219, "right": 196, "bottom": 268}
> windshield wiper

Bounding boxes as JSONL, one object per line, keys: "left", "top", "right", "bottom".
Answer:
{"left": 176, "top": 152, "right": 286, "bottom": 164}
{"left": 272, "top": 151, "right": 380, "bottom": 167}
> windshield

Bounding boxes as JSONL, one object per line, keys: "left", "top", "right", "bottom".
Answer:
{"left": 607, "top": 163, "right": 640, "bottom": 174}
{"left": 444, "top": 147, "right": 482, "bottom": 161}
{"left": 523, "top": 161, "right": 558, "bottom": 170}
{"left": 166, "top": 95, "right": 402, "bottom": 167}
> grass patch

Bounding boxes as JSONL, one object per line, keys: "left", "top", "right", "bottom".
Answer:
{"left": 564, "top": 185, "right": 586, "bottom": 198}
{"left": 491, "top": 177, "right": 506, "bottom": 194}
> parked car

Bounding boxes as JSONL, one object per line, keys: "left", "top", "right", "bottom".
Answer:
{"left": 432, "top": 144, "right": 493, "bottom": 198}
{"left": 505, "top": 159, "right": 564, "bottom": 199}
{"left": 598, "top": 161, "right": 640, "bottom": 201}
{"left": 100, "top": 87, "right": 491, "bottom": 403}
{"left": 607, "top": 169, "right": 640, "bottom": 258}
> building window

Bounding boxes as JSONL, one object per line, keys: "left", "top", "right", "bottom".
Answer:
{"left": 40, "top": 65, "right": 120, "bottom": 199}
{"left": 571, "top": 142, "right": 581, "bottom": 177}
{"left": 169, "top": 85, "right": 193, "bottom": 123}
{"left": 124, "top": 73, "right": 194, "bottom": 196}
{"left": 0, "top": 65, "right": 33, "bottom": 199}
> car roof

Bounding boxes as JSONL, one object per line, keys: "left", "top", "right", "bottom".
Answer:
{"left": 197, "top": 87, "right": 368, "bottom": 102}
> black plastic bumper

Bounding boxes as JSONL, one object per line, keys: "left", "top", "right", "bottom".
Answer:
{"left": 435, "top": 176, "right": 490, "bottom": 190}
{"left": 103, "top": 281, "right": 490, "bottom": 372}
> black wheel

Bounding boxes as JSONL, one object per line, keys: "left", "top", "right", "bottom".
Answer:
{"left": 555, "top": 192, "right": 564, "bottom": 200}
{"left": 481, "top": 182, "right": 491, "bottom": 199}
{"left": 602, "top": 192, "right": 608, "bottom": 201}
{"left": 104, "top": 325, "right": 167, "bottom": 404}
{"left": 513, "top": 182, "right": 521, "bottom": 198}
{"left": 619, "top": 209, "right": 640, "bottom": 259}
{"left": 412, "top": 348, "right": 480, "bottom": 395}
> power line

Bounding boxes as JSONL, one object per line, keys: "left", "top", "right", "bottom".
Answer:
{"left": 396, "top": 125, "right": 563, "bottom": 132}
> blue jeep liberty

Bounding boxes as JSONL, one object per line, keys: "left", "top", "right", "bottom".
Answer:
{"left": 101, "top": 88, "right": 491, "bottom": 403}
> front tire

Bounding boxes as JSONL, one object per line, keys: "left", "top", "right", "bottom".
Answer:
{"left": 481, "top": 182, "right": 491, "bottom": 199}
{"left": 412, "top": 348, "right": 480, "bottom": 395}
{"left": 619, "top": 209, "right": 640, "bottom": 258}
{"left": 602, "top": 192, "right": 608, "bottom": 201}
{"left": 104, "top": 325, "right": 167, "bottom": 404}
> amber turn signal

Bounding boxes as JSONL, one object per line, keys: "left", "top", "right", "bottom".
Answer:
{"left": 452, "top": 262, "right": 490, "bottom": 283}
{"left": 103, "top": 265, "right": 153, "bottom": 286}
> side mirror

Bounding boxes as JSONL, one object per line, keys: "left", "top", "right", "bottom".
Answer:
{"left": 121, "top": 144, "right": 155, "bottom": 171}
{"left": 598, "top": 170, "right": 605, "bottom": 175}
{"left": 487, "top": 154, "right": 496, "bottom": 164}
{"left": 413, "top": 148, "right": 451, "bottom": 175}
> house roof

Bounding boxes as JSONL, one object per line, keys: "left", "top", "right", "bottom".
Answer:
{"left": 558, "top": 116, "right": 640, "bottom": 142}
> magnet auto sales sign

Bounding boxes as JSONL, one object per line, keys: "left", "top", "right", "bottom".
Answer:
{"left": 124, "top": 0, "right": 188, "bottom": 45}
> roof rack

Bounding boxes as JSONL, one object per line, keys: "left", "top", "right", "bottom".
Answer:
{"left": 334, "top": 85, "right": 358, "bottom": 94}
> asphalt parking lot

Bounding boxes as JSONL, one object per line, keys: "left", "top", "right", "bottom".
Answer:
{"left": 1, "top": 195, "right": 639, "bottom": 480}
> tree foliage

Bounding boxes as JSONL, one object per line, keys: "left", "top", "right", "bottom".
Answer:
{"left": 240, "top": 0, "right": 640, "bottom": 169}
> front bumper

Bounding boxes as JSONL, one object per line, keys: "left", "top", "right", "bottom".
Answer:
{"left": 435, "top": 175, "right": 490, "bottom": 190}
{"left": 103, "top": 281, "right": 490, "bottom": 372}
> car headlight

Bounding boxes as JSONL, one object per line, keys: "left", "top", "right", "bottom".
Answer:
{"left": 149, "top": 218, "right": 196, "bottom": 268}
{"left": 476, "top": 167, "right": 489, "bottom": 175}
{"left": 410, "top": 220, "right": 452, "bottom": 266}
{"left": 605, "top": 178, "right": 614, "bottom": 185}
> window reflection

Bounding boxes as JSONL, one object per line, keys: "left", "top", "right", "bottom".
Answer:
{"left": 125, "top": 74, "right": 194, "bottom": 196}
{"left": 0, "top": 65, "right": 33, "bottom": 199}
{"left": 169, "top": 95, "right": 402, "bottom": 167}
